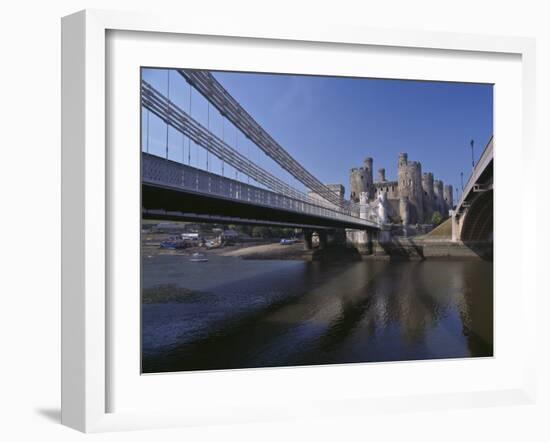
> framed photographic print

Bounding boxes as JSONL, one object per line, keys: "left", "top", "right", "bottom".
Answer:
{"left": 61, "top": 9, "right": 537, "bottom": 432}
{"left": 139, "top": 67, "right": 494, "bottom": 374}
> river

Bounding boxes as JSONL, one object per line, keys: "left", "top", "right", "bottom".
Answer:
{"left": 142, "top": 254, "right": 493, "bottom": 373}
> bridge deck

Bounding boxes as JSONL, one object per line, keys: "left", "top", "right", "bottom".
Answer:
{"left": 142, "top": 153, "right": 379, "bottom": 230}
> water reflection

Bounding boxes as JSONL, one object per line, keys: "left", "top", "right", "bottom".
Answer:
{"left": 142, "top": 257, "right": 493, "bottom": 373}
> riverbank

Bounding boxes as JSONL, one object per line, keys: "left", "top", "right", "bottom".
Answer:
{"left": 372, "top": 237, "right": 490, "bottom": 260}
{"left": 142, "top": 238, "right": 307, "bottom": 260}
{"left": 142, "top": 235, "right": 490, "bottom": 262}
{"left": 219, "top": 242, "right": 306, "bottom": 260}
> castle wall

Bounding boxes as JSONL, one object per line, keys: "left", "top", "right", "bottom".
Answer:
{"left": 399, "top": 196, "right": 410, "bottom": 225}
{"left": 386, "top": 198, "right": 401, "bottom": 222}
{"left": 373, "top": 181, "right": 399, "bottom": 199}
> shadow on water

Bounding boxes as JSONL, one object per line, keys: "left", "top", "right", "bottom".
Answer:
{"left": 142, "top": 258, "right": 493, "bottom": 373}
{"left": 458, "top": 261, "right": 494, "bottom": 355}
{"left": 142, "top": 259, "right": 374, "bottom": 372}
{"left": 142, "top": 260, "right": 332, "bottom": 372}
{"left": 143, "top": 289, "right": 311, "bottom": 372}
{"left": 310, "top": 245, "right": 363, "bottom": 262}
{"left": 463, "top": 241, "right": 493, "bottom": 261}
{"left": 377, "top": 237, "right": 425, "bottom": 260}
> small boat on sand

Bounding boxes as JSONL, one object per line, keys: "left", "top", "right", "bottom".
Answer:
{"left": 189, "top": 252, "right": 208, "bottom": 262}
{"left": 280, "top": 238, "right": 298, "bottom": 245}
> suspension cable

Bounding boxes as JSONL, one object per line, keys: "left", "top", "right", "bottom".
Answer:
{"left": 146, "top": 108, "right": 149, "bottom": 153}
{"left": 188, "top": 84, "right": 192, "bottom": 165}
{"left": 142, "top": 80, "right": 359, "bottom": 214}
{"left": 207, "top": 101, "right": 210, "bottom": 172}
{"left": 235, "top": 130, "right": 239, "bottom": 180}
{"left": 178, "top": 69, "right": 346, "bottom": 209}
{"left": 221, "top": 115, "right": 225, "bottom": 177}
{"left": 165, "top": 69, "right": 170, "bottom": 160}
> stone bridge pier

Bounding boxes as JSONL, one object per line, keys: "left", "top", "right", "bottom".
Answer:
{"left": 303, "top": 229, "right": 332, "bottom": 250}
{"left": 304, "top": 229, "right": 314, "bottom": 250}
{"left": 345, "top": 228, "right": 375, "bottom": 254}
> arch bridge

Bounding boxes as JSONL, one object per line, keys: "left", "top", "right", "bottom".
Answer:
{"left": 451, "top": 137, "right": 493, "bottom": 258}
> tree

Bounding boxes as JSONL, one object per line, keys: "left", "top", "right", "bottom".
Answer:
{"left": 430, "top": 211, "right": 443, "bottom": 226}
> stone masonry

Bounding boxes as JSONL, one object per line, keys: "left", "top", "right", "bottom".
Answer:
{"left": 349, "top": 152, "right": 453, "bottom": 225}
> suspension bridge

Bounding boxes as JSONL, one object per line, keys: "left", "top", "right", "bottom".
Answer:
{"left": 141, "top": 69, "right": 381, "bottom": 236}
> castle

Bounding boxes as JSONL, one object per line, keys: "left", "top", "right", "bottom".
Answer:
{"left": 349, "top": 153, "right": 453, "bottom": 225}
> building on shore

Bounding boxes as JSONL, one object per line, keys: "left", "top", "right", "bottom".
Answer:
{"left": 349, "top": 152, "right": 453, "bottom": 225}
{"left": 305, "top": 152, "right": 453, "bottom": 227}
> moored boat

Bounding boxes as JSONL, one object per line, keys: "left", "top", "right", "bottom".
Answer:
{"left": 189, "top": 252, "right": 208, "bottom": 262}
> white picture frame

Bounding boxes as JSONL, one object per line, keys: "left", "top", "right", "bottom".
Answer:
{"left": 61, "top": 9, "right": 537, "bottom": 433}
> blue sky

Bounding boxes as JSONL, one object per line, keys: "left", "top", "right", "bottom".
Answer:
{"left": 142, "top": 68, "right": 493, "bottom": 200}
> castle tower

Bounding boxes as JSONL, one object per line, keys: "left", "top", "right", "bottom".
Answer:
{"left": 422, "top": 172, "right": 435, "bottom": 222}
{"left": 363, "top": 157, "right": 374, "bottom": 198}
{"left": 408, "top": 161, "right": 423, "bottom": 223}
{"left": 349, "top": 167, "right": 368, "bottom": 203}
{"left": 397, "top": 153, "right": 423, "bottom": 223}
{"left": 397, "top": 153, "right": 408, "bottom": 198}
{"left": 443, "top": 184, "right": 453, "bottom": 213}
{"left": 397, "top": 154, "right": 408, "bottom": 218}
{"left": 398, "top": 152, "right": 408, "bottom": 169}
{"left": 377, "top": 168, "right": 386, "bottom": 182}
{"left": 433, "top": 180, "right": 445, "bottom": 215}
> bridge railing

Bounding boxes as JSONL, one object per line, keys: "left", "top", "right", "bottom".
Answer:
{"left": 142, "top": 153, "right": 378, "bottom": 228}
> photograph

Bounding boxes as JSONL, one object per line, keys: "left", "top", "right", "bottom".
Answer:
{"left": 140, "top": 67, "right": 494, "bottom": 373}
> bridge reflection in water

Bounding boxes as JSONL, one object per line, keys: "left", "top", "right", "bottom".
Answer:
{"left": 142, "top": 256, "right": 493, "bottom": 373}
